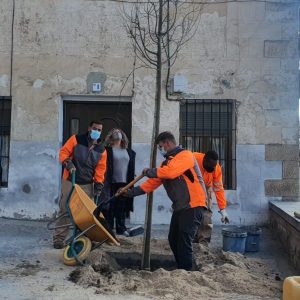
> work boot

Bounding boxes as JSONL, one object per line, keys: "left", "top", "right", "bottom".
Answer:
{"left": 53, "top": 240, "right": 64, "bottom": 249}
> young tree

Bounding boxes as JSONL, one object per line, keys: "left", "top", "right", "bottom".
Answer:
{"left": 123, "top": 0, "right": 202, "bottom": 269}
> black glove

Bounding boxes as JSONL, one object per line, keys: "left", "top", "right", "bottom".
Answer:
{"left": 64, "top": 159, "right": 76, "bottom": 172}
{"left": 94, "top": 182, "right": 104, "bottom": 196}
{"left": 142, "top": 168, "right": 157, "bottom": 178}
{"left": 125, "top": 187, "right": 145, "bottom": 198}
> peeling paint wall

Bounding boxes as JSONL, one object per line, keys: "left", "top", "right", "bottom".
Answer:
{"left": 0, "top": 0, "right": 298, "bottom": 224}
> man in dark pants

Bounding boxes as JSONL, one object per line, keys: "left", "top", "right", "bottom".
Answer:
{"left": 53, "top": 120, "right": 107, "bottom": 249}
{"left": 124, "top": 131, "right": 207, "bottom": 270}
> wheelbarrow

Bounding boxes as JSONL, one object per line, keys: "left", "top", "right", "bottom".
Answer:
{"left": 48, "top": 171, "right": 143, "bottom": 266}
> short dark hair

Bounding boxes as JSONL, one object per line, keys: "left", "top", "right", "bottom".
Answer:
{"left": 155, "top": 131, "right": 176, "bottom": 144}
{"left": 205, "top": 150, "right": 218, "bottom": 161}
{"left": 89, "top": 120, "right": 102, "bottom": 127}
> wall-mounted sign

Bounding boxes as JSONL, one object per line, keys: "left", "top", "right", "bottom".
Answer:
{"left": 92, "top": 83, "right": 101, "bottom": 92}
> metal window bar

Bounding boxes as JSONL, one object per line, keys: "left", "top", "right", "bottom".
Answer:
{"left": 0, "top": 97, "right": 12, "bottom": 187}
{"left": 179, "top": 99, "right": 236, "bottom": 189}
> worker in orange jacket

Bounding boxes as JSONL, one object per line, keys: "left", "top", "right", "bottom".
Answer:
{"left": 124, "top": 132, "right": 207, "bottom": 271}
{"left": 193, "top": 151, "right": 229, "bottom": 243}
{"left": 53, "top": 120, "right": 107, "bottom": 249}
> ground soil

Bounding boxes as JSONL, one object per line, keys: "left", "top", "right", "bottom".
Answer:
{"left": 69, "top": 237, "right": 282, "bottom": 300}
{"left": 0, "top": 218, "right": 295, "bottom": 300}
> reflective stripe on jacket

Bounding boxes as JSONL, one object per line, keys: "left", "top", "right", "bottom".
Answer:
{"left": 193, "top": 152, "right": 226, "bottom": 210}
{"left": 140, "top": 148, "right": 207, "bottom": 211}
{"left": 60, "top": 134, "right": 107, "bottom": 184}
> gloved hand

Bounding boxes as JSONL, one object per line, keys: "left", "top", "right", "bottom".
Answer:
{"left": 117, "top": 188, "right": 133, "bottom": 198}
{"left": 116, "top": 187, "right": 127, "bottom": 197}
{"left": 219, "top": 209, "right": 229, "bottom": 224}
{"left": 142, "top": 168, "right": 157, "bottom": 178}
{"left": 94, "top": 182, "right": 104, "bottom": 197}
{"left": 117, "top": 187, "right": 145, "bottom": 198}
{"left": 64, "top": 159, "right": 76, "bottom": 173}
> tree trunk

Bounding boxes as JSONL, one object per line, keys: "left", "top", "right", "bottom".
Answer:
{"left": 141, "top": 0, "right": 163, "bottom": 270}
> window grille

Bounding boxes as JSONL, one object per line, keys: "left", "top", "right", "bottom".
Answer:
{"left": 180, "top": 99, "right": 236, "bottom": 189}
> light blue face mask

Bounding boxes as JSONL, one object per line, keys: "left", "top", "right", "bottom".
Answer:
{"left": 158, "top": 146, "right": 167, "bottom": 157}
{"left": 90, "top": 129, "right": 101, "bottom": 141}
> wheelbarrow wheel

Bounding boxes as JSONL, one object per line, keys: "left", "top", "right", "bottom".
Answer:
{"left": 63, "top": 236, "right": 92, "bottom": 266}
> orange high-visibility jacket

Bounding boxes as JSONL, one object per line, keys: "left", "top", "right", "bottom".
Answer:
{"left": 193, "top": 152, "right": 226, "bottom": 210}
{"left": 60, "top": 134, "right": 107, "bottom": 184}
{"left": 140, "top": 149, "right": 207, "bottom": 211}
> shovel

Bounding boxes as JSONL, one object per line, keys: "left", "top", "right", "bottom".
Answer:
{"left": 93, "top": 174, "right": 144, "bottom": 220}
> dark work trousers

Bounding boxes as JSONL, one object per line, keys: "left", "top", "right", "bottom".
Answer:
{"left": 103, "top": 183, "right": 127, "bottom": 234}
{"left": 168, "top": 206, "right": 203, "bottom": 271}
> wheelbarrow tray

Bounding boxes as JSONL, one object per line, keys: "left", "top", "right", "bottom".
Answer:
{"left": 69, "top": 184, "right": 120, "bottom": 246}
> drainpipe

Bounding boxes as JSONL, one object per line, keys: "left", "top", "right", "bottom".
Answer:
{"left": 10, "top": 0, "right": 15, "bottom": 97}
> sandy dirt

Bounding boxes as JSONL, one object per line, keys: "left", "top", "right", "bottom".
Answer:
{"left": 1, "top": 219, "right": 293, "bottom": 300}
{"left": 69, "top": 237, "right": 282, "bottom": 300}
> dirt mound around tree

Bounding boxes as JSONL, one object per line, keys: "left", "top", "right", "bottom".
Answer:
{"left": 69, "top": 237, "right": 282, "bottom": 299}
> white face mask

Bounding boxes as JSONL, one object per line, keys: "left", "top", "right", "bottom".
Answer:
{"left": 158, "top": 146, "right": 167, "bottom": 157}
{"left": 112, "top": 131, "right": 122, "bottom": 141}
{"left": 117, "top": 132, "right": 122, "bottom": 140}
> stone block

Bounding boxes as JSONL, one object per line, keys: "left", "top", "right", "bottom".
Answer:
{"left": 269, "top": 206, "right": 300, "bottom": 271}
{"left": 280, "top": 95, "right": 299, "bottom": 109}
{"left": 255, "top": 126, "right": 282, "bottom": 144}
{"left": 261, "top": 161, "right": 282, "bottom": 180}
{"left": 280, "top": 59, "right": 299, "bottom": 75}
{"left": 265, "top": 3, "right": 297, "bottom": 23}
{"left": 260, "top": 58, "right": 281, "bottom": 75}
{"left": 265, "top": 179, "right": 299, "bottom": 197}
{"left": 281, "top": 23, "right": 298, "bottom": 39}
{"left": 236, "top": 126, "right": 256, "bottom": 145}
{"left": 265, "top": 144, "right": 299, "bottom": 161}
{"left": 227, "top": 2, "right": 238, "bottom": 21}
{"left": 265, "top": 109, "right": 281, "bottom": 127}
{"left": 258, "top": 94, "right": 281, "bottom": 109}
{"left": 282, "top": 196, "right": 300, "bottom": 202}
{"left": 238, "top": 2, "right": 265, "bottom": 23}
{"left": 248, "top": 38, "right": 264, "bottom": 58}
{"left": 283, "top": 160, "right": 299, "bottom": 179}
{"left": 264, "top": 40, "right": 289, "bottom": 58}
{"left": 280, "top": 109, "right": 299, "bottom": 128}
{"left": 236, "top": 144, "right": 265, "bottom": 161}
{"left": 282, "top": 127, "right": 299, "bottom": 145}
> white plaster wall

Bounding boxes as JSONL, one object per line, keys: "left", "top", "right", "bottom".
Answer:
{"left": 0, "top": 0, "right": 298, "bottom": 223}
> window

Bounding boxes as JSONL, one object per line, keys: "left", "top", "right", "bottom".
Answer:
{"left": 180, "top": 99, "right": 236, "bottom": 189}
{"left": 0, "top": 97, "right": 11, "bottom": 187}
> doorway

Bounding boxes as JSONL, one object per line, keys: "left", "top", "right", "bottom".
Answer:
{"left": 63, "top": 101, "right": 132, "bottom": 145}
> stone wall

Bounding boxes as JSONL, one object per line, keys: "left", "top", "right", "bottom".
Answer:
{"left": 270, "top": 202, "right": 300, "bottom": 272}
{"left": 265, "top": 145, "right": 299, "bottom": 201}
{"left": 0, "top": 0, "right": 298, "bottom": 223}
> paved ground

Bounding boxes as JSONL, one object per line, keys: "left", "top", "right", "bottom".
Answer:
{"left": 0, "top": 218, "right": 296, "bottom": 299}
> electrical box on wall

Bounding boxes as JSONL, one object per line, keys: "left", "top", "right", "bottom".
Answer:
{"left": 172, "top": 74, "right": 187, "bottom": 93}
{"left": 92, "top": 83, "right": 101, "bottom": 93}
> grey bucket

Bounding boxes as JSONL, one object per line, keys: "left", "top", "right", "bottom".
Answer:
{"left": 240, "top": 226, "right": 262, "bottom": 252}
{"left": 222, "top": 227, "right": 247, "bottom": 254}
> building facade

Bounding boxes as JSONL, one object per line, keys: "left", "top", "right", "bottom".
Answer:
{"left": 0, "top": 0, "right": 299, "bottom": 224}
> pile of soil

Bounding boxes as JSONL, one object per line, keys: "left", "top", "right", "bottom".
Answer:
{"left": 69, "top": 237, "right": 282, "bottom": 299}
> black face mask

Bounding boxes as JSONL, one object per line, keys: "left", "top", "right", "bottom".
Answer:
{"left": 205, "top": 166, "right": 215, "bottom": 173}
{"left": 203, "top": 159, "right": 216, "bottom": 173}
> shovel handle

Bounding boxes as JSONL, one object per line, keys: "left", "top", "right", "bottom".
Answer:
{"left": 115, "top": 174, "right": 144, "bottom": 197}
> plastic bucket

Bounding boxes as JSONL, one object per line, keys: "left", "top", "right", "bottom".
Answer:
{"left": 222, "top": 227, "right": 247, "bottom": 254}
{"left": 240, "top": 226, "right": 262, "bottom": 252}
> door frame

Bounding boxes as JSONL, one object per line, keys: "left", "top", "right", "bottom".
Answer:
{"left": 59, "top": 95, "right": 132, "bottom": 145}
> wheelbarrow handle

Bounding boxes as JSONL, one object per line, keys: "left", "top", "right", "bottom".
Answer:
{"left": 115, "top": 174, "right": 144, "bottom": 197}
{"left": 71, "top": 170, "right": 76, "bottom": 186}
